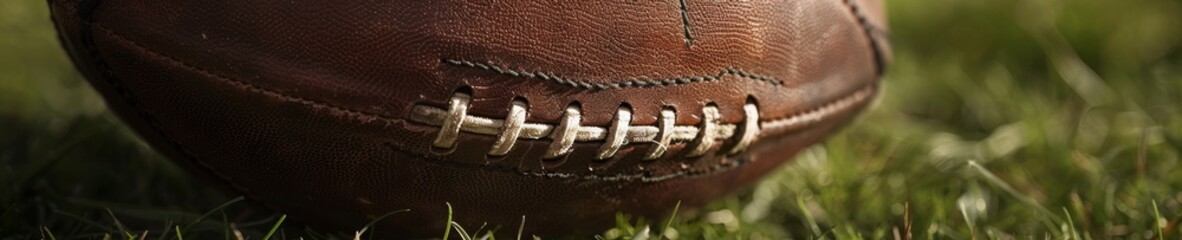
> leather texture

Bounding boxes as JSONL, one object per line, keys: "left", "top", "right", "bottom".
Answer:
{"left": 50, "top": 0, "right": 888, "bottom": 237}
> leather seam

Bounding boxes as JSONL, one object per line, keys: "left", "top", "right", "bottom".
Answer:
{"left": 403, "top": 85, "right": 876, "bottom": 181}
{"left": 443, "top": 58, "right": 784, "bottom": 89}
{"left": 414, "top": 94, "right": 750, "bottom": 160}
{"left": 412, "top": 86, "right": 876, "bottom": 160}
{"left": 94, "top": 25, "right": 401, "bottom": 124}
{"left": 95, "top": 25, "right": 843, "bottom": 137}
{"left": 840, "top": 0, "right": 889, "bottom": 76}
{"left": 75, "top": 0, "right": 281, "bottom": 211}
{"left": 83, "top": 9, "right": 876, "bottom": 182}
{"left": 678, "top": 0, "right": 695, "bottom": 47}
{"left": 385, "top": 83, "right": 876, "bottom": 182}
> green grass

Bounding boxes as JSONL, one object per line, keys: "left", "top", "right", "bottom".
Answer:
{"left": 3, "top": 0, "right": 1181, "bottom": 239}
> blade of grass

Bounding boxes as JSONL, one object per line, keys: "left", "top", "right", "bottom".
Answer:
{"left": 450, "top": 221, "right": 473, "bottom": 240}
{"left": 261, "top": 214, "right": 286, "bottom": 240}
{"left": 222, "top": 210, "right": 231, "bottom": 240}
{"left": 630, "top": 226, "right": 650, "bottom": 240}
{"left": 157, "top": 220, "right": 174, "bottom": 240}
{"left": 42, "top": 226, "right": 58, "bottom": 240}
{"left": 796, "top": 197, "right": 822, "bottom": 236}
{"left": 1067, "top": 191, "right": 1090, "bottom": 235}
{"left": 471, "top": 222, "right": 488, "bottom": 239}
{"left": 356, "top": 208, "right": 410, "bottom": 240}
{"left": 182, "top": 196, "right": 245, "bottom": 233}
{"left": 903, "top": 202, "right": 913, "bottom": 240}
{"left": 1062, "top": 208, "right": 1080, "bottom": 240}
{"left": 230, "top": 223, "right": 244, "bottom": 240}
{"left": 104, "top": 208, "right": 131, "bottom": 236}
{"left": 229, "top": 215, "right": 281, "bottom": 229}
{"left": 968, "top": 161, "right": 1064, "bottom": 225}
{"left": 1153, "top": 200, "right": 1164, "bottom": 239}
{"left": 516, "top": 216, "right": 525, "bottom": 240}
{"left": 66, "top": 198, "right": 202, "bottom": 221}
{"left": 52, "top": 208, "right": 117, "bottom": 233}
{"left": 175, "top": 225, "right": 184, "bottom": 240}
{"left": 658, "top": 201, "right": 681, "bottom": 240}
{"left": 958, "top": 202, "right": 976, "bottom": 240}
{"left": 444, "top": 202, "right": 454, "bottom": 240}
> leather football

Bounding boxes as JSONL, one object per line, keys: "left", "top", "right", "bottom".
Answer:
{"left": 49, "top": 0, "right": 888, "bottom": 237}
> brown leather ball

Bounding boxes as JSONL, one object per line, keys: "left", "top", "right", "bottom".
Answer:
{"left": 49, "top": 0, "right": 888, "bottom": 237}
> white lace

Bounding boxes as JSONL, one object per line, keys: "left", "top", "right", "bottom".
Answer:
{"left": 410, "top": 86, "right": 874, "bottom": 159}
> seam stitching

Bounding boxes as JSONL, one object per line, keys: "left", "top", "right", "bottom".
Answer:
{"left": 678, "top": 0, "right": 695, "bottom": 47}
{"left": 85, "top": 13, "right": 875, "bottom": 181}
{"left": 841, "top": 0, "right": 888, "bottom": 76}
{"left": 387, "top": 84, "right": 876, "bottom": 182}
{"left": 417, "top": 94, "right": 758, "bottom": 160}
{"left": 410, "top": 85, "right": 877, "bottom": 167}
{"left": 443, "top": 59, "right": 784, "bottom": 89}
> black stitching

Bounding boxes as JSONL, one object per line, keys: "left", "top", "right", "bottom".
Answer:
{"left": 443, "top": 59, "right": 784, "bottom": 90}
{"left": 678, "top": 0, "right": 695, "bottom": 47}
{"left": 842, "top": 0, "right": 889, "bottom": 76}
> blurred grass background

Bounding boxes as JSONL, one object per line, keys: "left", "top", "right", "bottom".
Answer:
{"left": 2, "top": 0, "right": 1180, "bottom": 239}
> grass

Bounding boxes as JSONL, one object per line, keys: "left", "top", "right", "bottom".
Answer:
{"left": 2, "top": 0, "right": 1181, "bottom": 239}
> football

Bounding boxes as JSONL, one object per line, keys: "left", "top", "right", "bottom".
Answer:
{"left": 49, "top": 0, "right": 888, "bottom": 236}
